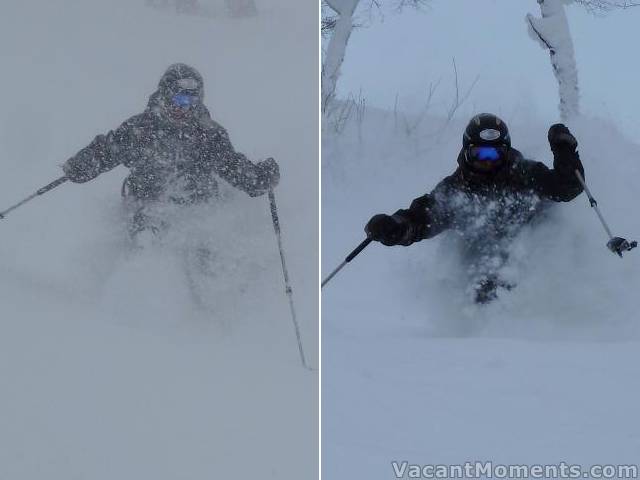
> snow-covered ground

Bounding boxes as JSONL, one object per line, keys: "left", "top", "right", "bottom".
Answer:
{"left": 0, "top": 1, "right": 317, "bottom": 478}
{"left": 322, "top": 104, "right": 640, "bottom": 477}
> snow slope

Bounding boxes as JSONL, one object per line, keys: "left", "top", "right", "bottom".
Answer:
{"left": 0, "top": 1, "right": 317, "bottom": 478}
{"left": 322, "top": 105, "right": 640, "bottom": 478}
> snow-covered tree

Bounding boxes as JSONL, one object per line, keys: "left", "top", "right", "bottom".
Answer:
{"left": 526, "top": 0, "right": 639, "bottom": 121}
{"left": 322, "top": 0, "right": 360, "bottom": 113}
{"left": 322, "top": 0, "right": 429, "bottom": 113}
{"left": 526, "top": 0, "right": 580, "bottom": 121}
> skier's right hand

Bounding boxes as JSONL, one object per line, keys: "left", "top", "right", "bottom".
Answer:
{"left": 365, "top": 214, "right": 404, "bottom": 246}
{"left": 62, "top": 158, "right": 91, "bottom": 183}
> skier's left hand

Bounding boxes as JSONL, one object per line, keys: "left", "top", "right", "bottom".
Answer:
{"left": 548, "top": 124, "right": 578, "bottom": 153}
{"left": 258, "top": 157, "right": 280, "bottom": 188}
{"left": 548, "top": 123, "right": 582, "bottom": 175}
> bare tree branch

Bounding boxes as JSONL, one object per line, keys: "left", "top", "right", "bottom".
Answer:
{"left": 399, "top": 79, "right": 440, "bottom": 136}
{"left": 322, "top": 0, "right": 429, "bottom": 33}
{"left": 526, "top": 13, "right": 554, "bottom": 51}
{"left": 392, "top": 0, "right": 431, "bottom": 13}
{"left": 322, "top": 17, "right": 337, "bottom": 36}
{"left": 573, "top": 0, "right": 640, "bottom": 14}
{"left": 392, "top": 61, "right": 479, "bottom": 145}
{"left": 325, "top": 90, "right": 366, "bottom": 135}
{"left": 443, "top": 58, "right": 479, "bottom": 130}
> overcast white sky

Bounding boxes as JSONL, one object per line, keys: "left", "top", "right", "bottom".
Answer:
{"left": 336, "top": 0, "right": 640, "bottom": 140}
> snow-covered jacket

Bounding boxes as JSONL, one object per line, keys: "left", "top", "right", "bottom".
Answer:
{"left": 63, "top": 87, "right": 275, "bottom": 203}
{"left": 388, "top": 147, "right": 584, "bottom": 247}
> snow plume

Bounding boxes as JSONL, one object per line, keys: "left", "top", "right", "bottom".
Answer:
{"left": 526, "top": 0, "right": 581, "bottom": 121}
{"left": 323, "top": 106, "right": 640, "bottom": 477}
{"left": 324, "top": 106, "right": 640, "bottom": 337}
{"left": 0, "top": 0, "right": 317, "bottom": 478}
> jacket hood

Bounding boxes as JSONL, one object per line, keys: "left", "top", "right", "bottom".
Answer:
{"left": 158, "top": 63, "right": 204, "bottom": 99}
{"left": 146, "top": 63, "right": 210, "bottom": 125}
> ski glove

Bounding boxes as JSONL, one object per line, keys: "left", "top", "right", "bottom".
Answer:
{"left": 548, "top": 124, "right": 578, "bottom": 153}
{"left": 365, "top": 214, "right": 405, "bottom": 246}
{"left": 62, "top": 157, "right": 92, "bottom": 183}
{"left": 548, "top": 123, "right": 582, "bottom": 175}
{"left": 257, "top": 157, "right": 280, "bottom": 188}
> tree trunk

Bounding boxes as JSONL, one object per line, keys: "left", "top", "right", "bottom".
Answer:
{"left": 322, "top": 0, "right": 359, "bottom": 113}
{"left": 526, "top": 0, "right": 580, "bottom": 121}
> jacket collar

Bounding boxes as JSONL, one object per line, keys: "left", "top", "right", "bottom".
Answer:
{"left": 456, "top": 147, "right": 524, "bottom": 187}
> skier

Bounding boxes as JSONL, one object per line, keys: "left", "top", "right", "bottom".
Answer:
{"left": 62, "top": 63, "right": 279, "bottom": 241}
{"left": 364, "top": 113, "right": 584, "bottom": 303}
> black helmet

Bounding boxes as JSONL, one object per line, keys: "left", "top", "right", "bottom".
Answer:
{"left": 461, "top": 113, "right": 511, "bottom": 174}
{"left": 158, "top": 63, "right": 205, "bottom": 107}
{"left": 463, "top": 113, "right": 510, "bottom": 148}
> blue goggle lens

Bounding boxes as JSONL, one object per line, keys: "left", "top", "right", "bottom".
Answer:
{"left": 171, "top": 92, "right": 199, "bottom": 108}
{"left": 470, "top": 145, "right": 505, "bottom": 162}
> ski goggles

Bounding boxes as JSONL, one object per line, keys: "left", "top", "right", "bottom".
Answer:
{"left": 465, "top": 144, "right": 509, "bottom": 172}
{"left": 171, "top": 92, "right": 200, "bottom": 108}
{"left": 468, "top": 145, "right": 508, "bottom": 163}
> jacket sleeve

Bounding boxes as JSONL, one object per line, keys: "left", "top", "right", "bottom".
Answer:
{"left": 524, "top": 148, "right": 584, "bottom": 202}
{"left": 203, "top": 126, "right": 272, "bottom": 197}
{"left": 62, "top": 117, "right": 140, "bottom": 183}
{"left": 388, "top": 180, "right": 453, "bottom": 246}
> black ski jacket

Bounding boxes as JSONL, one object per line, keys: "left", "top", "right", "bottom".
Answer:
{"left": 63, "top": 91, "right": 273, "bottom": 203}
{"left": 389, "top": 147, "right": 584, "bottom": 246}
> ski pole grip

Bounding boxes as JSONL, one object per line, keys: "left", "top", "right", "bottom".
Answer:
{"left": 37, "top": 176, "right": 68, "bottom": 195}
{"left": 345, "top": 237, "right": 372, "bottom": 263}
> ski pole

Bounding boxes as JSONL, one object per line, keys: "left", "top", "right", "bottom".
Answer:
{"left": 574, "top": 169, "right": 636, "bottom": 258}
{"left": 321, "top": 237, "right": 372, "bottom": 288}
{"left": 267, "top": 188, "right": 311, "bottom": 371}
{"left": 0, "top": 176, "right": 68, "bottom": 219}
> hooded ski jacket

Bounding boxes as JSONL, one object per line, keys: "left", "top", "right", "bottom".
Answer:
{"left": 63, "top": 64, "right": 275, "bottom": 203}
